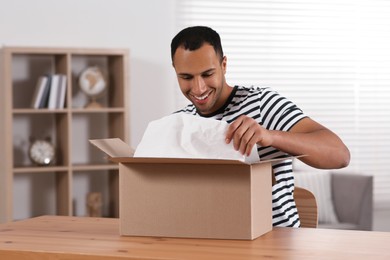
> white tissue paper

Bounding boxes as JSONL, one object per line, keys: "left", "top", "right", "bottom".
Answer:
{"left": 134, "top": 113, "right": 260, "bottom": 164}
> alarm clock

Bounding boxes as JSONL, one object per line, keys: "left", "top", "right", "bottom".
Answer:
{"left": 28, "top": 138, "right": 56, "bottom": 166}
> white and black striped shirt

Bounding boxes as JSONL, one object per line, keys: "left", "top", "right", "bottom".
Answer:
{"left": 176, "top": 86, "right": 307, "bottom": 227}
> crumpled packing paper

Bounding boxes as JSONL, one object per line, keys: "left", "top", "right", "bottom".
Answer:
{"left": 134, "top": 113, "right": 260, "bottom": 164}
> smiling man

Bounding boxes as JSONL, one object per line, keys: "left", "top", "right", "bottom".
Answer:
{"left": 173, "top": 41, "right": 231, "bottom": 116}
{"left": 171, "top": 26, "right": 350, "bottom": 227}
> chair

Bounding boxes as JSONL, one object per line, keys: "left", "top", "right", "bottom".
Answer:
{"left": 327, "top": 173, "right": 373, "bottom": 230}
{"left": 294, "top": 187, "right": 318, "bottom": 228}
{"left": 294, "top": 172, "right": 373, "bottom": 230}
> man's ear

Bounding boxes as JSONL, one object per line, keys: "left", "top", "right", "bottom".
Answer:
{"left": 221, "top": 56, "right": 227, "bottom": 74}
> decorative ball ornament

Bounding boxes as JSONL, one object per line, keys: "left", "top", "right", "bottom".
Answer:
{"left": 79, "top": 66, "right": 107, "bottom": 108}
{"left": 29, "top": 138, "right": 55, "bottom": 166}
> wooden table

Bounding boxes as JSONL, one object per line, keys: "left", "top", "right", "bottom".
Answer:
{"left": 0, "top": 216, "right": 389, "bottom": 259}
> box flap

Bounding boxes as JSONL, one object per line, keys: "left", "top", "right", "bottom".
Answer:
{"left": 109, "top": 157, "right": 252, "bottom": 165}
{"left": 89, "top": 138, "right": 134, "bottom": 158}
{"left": 90, "top": 138, "right": 302, "bottom": 165}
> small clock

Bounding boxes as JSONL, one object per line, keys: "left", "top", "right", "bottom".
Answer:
{"left": 29, "top": 138, "right": 56, "bottom": 166}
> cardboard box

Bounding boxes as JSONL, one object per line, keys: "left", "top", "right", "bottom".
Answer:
{"left": 90, "top": 138, "right": 274, "bottom": 240}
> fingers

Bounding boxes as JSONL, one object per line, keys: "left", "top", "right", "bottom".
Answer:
{"left": 225, "top": 116, "right": 259, "bottom": 156}
{"left": 239, "top": 127, "right": 257, "bottom": 156}
{"left": 225, "top": 116, "right": 243, "bottom": 145}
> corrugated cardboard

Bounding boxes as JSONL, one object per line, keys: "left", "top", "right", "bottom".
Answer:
{"left": 90, "top": 138, "right": 275, "bottom": 240}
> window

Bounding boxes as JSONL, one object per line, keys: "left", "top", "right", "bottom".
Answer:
{"left": 175, "top": 0, "right": 390, "bottom": 208}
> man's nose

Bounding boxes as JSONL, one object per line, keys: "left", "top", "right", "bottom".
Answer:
{"left": 192, "top": 76, "right": 207, "bottom": 94}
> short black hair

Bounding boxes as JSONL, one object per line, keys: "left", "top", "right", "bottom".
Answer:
{"left": 171, "top": 26, "right": 224, "bottom": 64}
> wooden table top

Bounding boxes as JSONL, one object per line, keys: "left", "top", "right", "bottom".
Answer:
{"left": 0, "top": 215, "right": 389, "bottom": 260}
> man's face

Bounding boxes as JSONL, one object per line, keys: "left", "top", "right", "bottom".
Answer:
{"left": 173, "top": 44, "right": 230, "bottom": 115}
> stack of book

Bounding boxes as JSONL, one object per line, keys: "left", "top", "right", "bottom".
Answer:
{"left": 31, "top": 74, "right": 67, "bottom": 109}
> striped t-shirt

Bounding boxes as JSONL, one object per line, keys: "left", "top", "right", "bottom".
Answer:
{"left": 176, "top": 85, "right": 307, "bottom": 227}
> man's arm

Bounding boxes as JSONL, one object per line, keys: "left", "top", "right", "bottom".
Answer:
{"left": 225, "top": 115, "right": 350, "bottom": 169}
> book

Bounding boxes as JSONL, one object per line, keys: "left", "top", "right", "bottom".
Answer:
{"left": 56, "top": 74, "right": 67, "bottom": 108}
{"left": 47, "top": 74, "right": 61, "bottom": 109}
{"left": 31, "top": 76, "right": 48, "bottom": 109}
{"left": 38, "top": 76, "right": 51, "bottom": 108}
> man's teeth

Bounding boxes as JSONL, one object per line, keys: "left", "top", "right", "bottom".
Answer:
{"left": 195, "top": 94, "right": 208, "bottom": 100}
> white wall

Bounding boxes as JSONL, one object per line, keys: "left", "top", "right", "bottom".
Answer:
{"left": 0, "top": 0, "right": 180, "bottom": 218}
{"left": 0, "top": 0, "right": 178, "bottom": 145}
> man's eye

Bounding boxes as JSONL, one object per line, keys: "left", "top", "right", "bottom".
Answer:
{"left": 202, "top": 73, "right": 213, "bottom": 78}
{"left": 180, "top": 75, "right": 192, "bottom": 80}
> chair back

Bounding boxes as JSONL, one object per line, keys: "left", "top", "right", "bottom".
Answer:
{"left": 294, "top": 187, "right": 318, "bottom": 228}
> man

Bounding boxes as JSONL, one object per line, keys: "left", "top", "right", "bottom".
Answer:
{"left": 171, "top": 26, "right": 350, "bottom": 227}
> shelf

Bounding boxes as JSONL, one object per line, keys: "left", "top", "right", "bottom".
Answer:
{"left": 13, "top": 109, "right": 68, "bottom": 114}
{"left": 12, "top": 108, "right": 126, "bottom": 114}
{"left": 4, "top": 46, "right": 129, "bottom": 56}
{"left": 12, "top": 164, "right": 119, "bottom": 173}
{"left": 72, "top": 108, "right": 125, "bottom": 113}
{"left": 13, "top": 166, "right": 69, "bottom": 174}
{"left": 1, "top": 46, "right": 129, "bottom": 222}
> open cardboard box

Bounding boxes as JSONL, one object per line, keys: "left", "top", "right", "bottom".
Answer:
{"left": 90, "top": 138, "right": 281, "bottom": 240}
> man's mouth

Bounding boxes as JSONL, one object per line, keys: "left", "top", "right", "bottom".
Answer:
{"left": 191, "top": 90, "right": 212, "bottom": 101}
{"left": 194, "top": 94, "right": 208, "bottom": 100}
